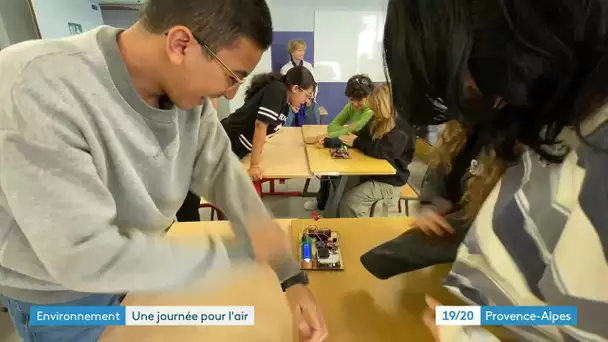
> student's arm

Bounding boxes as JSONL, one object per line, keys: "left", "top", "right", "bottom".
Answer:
{"left": 349, "top": 108, "right": 375, "bottom": 133}
{"left": 190, "top": 98, "right": 299, "bottom": 282}
{"left": 327, "top": 104, "right": 353, "bottom": 137}
{"left": 250, "top": 120, "right": 269, "bottom": 167}
{"left": 420, "top": 164, "right": 454, "bottom": 214}
{"left": 0, "top": 84, "right": 269, "bottom": 294}
{"left": 353, "top": 127, "right": 408, "bottom": 160}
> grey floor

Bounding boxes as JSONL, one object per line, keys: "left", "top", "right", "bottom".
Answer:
{"left": 0, "top": 160, "right": 428, "bottom": 342}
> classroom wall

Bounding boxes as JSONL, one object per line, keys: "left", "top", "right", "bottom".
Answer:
{"left": 270, "top": 0, "right": 389, "bottom": 122}
{"left": 0, "top": 0, "right": 40, "bottom": 48}
{"left": 271, "top": 31, "right": 314, "bottom": 74}
{"left": 29, "top": 0, "right": 104, "bottom": 39}
{"left": 101, "top": 8, "right": 139, "bottom": 28}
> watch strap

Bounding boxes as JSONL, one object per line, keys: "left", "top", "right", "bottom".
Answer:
{"left": 280, "top": 272, "right": 309, "bottom": 292}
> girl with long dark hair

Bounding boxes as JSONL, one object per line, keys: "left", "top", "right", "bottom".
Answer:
{"left": 176, "top": 66, "right": 316, "bottom": 222}
{"left": 382, "top": 0, "right": 608, "bottom": 340}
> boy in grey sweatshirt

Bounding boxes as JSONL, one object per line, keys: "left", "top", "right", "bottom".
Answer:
{"left": 0, "top": 1, "right": 326, "bottom": 341}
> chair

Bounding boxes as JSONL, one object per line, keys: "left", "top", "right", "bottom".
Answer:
{"left": 395, "top": 138, "right": 435, "bottom": 216}
{"left": 397, "top": 183, "right": 420, "bottom": 216}
{"left": 199, "top": 198, "right": 222, "bottom": 221}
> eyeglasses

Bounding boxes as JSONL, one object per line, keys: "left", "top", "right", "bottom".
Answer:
{"left": 165, "top": 31, "right": 245, "bottom": 87}
{"left": 198, "top": 40, "right": 244, "bottom": 87}
{"left": 299, "top": 86, "right": 314, "bottom": 100}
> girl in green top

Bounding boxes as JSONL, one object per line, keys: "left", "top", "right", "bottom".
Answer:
{"left": 305, "top": 74, "right": 376, "bottom": 211}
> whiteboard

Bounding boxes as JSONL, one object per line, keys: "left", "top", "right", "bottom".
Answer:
{"left": 314, "top": 10, "right": 387, "bottom": 82}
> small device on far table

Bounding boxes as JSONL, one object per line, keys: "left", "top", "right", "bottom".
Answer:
{"left": 299, "top": 226, "right": 344, "bottom": 271}
{"left": 330, "top": 147, "right": 351, "bottom": 159}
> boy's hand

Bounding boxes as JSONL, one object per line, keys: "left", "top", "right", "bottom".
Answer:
{"left": 286, "top": 284, "right": 328, "bottom": 342}
{"left": 247, "top": 165, "right": 264, "bottom": 181}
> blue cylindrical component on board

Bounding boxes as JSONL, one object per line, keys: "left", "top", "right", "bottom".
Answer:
{"left": 302, "top": 240, "right": 312, "bottom": 261}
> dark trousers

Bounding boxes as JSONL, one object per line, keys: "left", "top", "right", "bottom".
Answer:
{"left": 316, "top": 177, "right": 331, "bottom": 210}
{"left": 176, "top": 141, "right": 249, "bottom": 222}
{"left": 176, "top": 191, "right": 202, "bottom": 222}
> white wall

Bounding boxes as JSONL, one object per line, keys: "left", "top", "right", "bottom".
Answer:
{"left": 101, "top": 8, "right": 139, "bottom": 28}
{"left": 270, "top": 0, "right": 389, "bottom": 83}
{"left": 30, "top": 0, "right": 104, "bottom": 39}
{"left": 0, "top": 0, "right": 40, "bottom": 47}
{"left": 271, "top": 0, "right": 388, "bottom": 31}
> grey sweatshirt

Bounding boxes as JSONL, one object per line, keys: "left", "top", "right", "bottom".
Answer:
{"left": 0, "top": 26, "right": 300, "bottom": 304}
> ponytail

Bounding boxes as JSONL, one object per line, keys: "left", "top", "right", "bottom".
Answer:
{"left": 245, "top": 72, "right": 285, "bottom": 101}
{"left": 245, "top": 66, "right": 317, "bottom": 101}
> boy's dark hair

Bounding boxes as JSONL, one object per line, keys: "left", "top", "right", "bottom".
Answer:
{"left": 384, "top": 0, "right": 608, "bottom": 163}
{"left": 245, "top": 66, "right": 317, "bottom": 101}
{"left": 141, "top": 0, "right": 273, "bottom": 52}
{"left": 345, "top": 74, "right": 375, "bottom": 99}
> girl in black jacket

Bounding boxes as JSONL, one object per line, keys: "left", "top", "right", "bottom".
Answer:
{"left": 336, "top": 83, "right": 415, "bottom": 217}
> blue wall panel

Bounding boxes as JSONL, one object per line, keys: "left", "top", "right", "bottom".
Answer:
{"left": 271, "top": 31, "right": 315, "bottom": 73}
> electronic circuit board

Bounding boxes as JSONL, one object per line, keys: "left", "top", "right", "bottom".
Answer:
{"left": 298, "top": 226, "right": 344, "bottom": 271}
{"left": 330, "top": 147, "right": 351, "bottom": 159}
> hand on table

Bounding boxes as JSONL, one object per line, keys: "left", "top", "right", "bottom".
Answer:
{"left": 285, "top": 284, "right": 328, "bottom": 342}
{"left": 412, "top": 208, "right": 455, "bottom": 237}
{"left": 339, "top": 133, "right": 357, "bottom": 147}
{"left": 422, "top": 295, "right": 442, "bottom": 341}
{"left": 247, "top": 165, "right": 264, "bottom": 181}
{"left": 316, "top": 135, "right": 326, "bottom": 149}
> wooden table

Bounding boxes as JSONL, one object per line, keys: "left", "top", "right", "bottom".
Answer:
{"left": 305, "top": 145, "right": 395, "bottom": 176}
{"left": 241, "top": 127, "right": 312, "bottom": 196}
{"left": 101, "top": 217, "right": 457, "bottom": 342}
{"left": 100, "top": 220, "right": 294, "bottom": 342}
{"left": 301, "top": 125, "right": 396, "bottom": 217}
{"left": 302, "top": 124, "right": 327, "bottom": 140}
{"left": 301, "top": 125, "right": 395, "bottom": 176}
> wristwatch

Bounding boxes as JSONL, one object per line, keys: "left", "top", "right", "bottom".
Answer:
{"left": 280, "top": 272, "right": 309, "bottom": 292}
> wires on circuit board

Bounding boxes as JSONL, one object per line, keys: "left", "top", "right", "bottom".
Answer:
{"left": 301, "top": 225, "right": 342, "bottom": 270}
{"left": 303, "top": 225, "right": 332, "bottom": 240}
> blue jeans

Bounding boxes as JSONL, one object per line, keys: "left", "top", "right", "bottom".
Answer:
{"left": 2, "top": 294, "right": 123, "bottom": 342}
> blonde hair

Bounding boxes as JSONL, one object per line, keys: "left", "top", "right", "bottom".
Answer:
{"left": 429, "top": 121, "right": 522, "bottom": 222}
{"left": 367, "top": 84, "right": 396, "bottom": 139}
{"left": 288, "top": 40, "right": 307, "bottom": 53}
